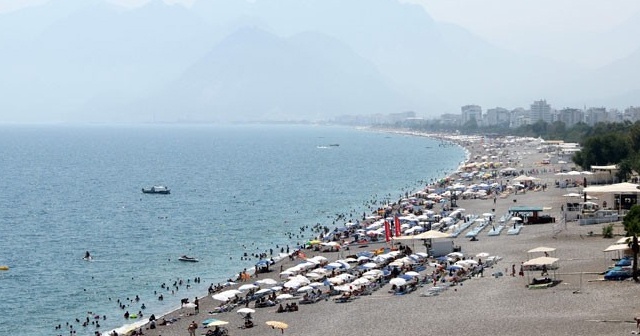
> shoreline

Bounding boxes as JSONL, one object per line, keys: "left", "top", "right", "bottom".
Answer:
{"left": 100, "top": 128, "right": 470, "bottom": 336}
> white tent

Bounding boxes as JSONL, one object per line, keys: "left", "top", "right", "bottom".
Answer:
{"left": 527, "top": 246, "right": 556, "bottom": 254}
{"left": 523, "top": 256, "right": 559, "bottom": 269}
{"left": 583, "top": 182, "right": 640, "bottom": 194}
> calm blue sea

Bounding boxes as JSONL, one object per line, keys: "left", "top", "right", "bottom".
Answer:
{"left": 0, "top": 124, "right": 465, "bottom": 336}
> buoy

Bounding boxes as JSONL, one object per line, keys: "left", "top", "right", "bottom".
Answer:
{"left": 0, "top": 265, "right": 9, "bottom": 271}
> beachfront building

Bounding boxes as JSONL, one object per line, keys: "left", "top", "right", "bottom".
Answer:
{"left": 440, "top": 113, "right": 462, "bottom": 126}
{"left": 530, "top": 99, "right": 552, "bottom": 123}
{"left": 484, "top": 107, "right": 510, "bottom": 127}
{"left": 510, "top": 108, "right": 530, "bottom": 128}
{"left": 461, "top": 105, "right": 482, "bottom": 125}
{"left": 584, "top": 107, "right": 609, "bottom": 126}
{"left": 623, "top": 106, "right": 640, "bottom": 122}
{"left": 555, "top": 108, "right": 584, "bottom": 127}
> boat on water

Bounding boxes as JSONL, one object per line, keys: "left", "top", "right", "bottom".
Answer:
{"left": 83, "top": 251, "right": 92, "bottom": 261}
{"left": 142, "top": 185, "right": 170, "bottom": 194}
{"left": 178, "top": 255, "right": 199, "bottom": 262}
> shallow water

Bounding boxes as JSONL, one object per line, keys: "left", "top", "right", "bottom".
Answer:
{"left": 0, "top": 124, "right": 465, "bottom": 336}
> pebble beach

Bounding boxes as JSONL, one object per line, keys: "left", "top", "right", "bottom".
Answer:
{"left": 111, "top": 132, "right": 639, "bottom": 336}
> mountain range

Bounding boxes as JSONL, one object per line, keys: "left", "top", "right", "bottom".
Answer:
{"left": 1, "top": 0, "right": 639, "bottom": 123}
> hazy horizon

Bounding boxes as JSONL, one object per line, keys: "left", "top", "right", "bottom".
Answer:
{"left": 2, "top": 0, "right": 640, "bottom": 123}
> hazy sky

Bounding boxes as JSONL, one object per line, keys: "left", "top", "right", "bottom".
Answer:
{"left": 408, "top": 0, "right": 640, "bottom": 67}
{"left": 4, "top": 0, "right": 640, "bottom": 67}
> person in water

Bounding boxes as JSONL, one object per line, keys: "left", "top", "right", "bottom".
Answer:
{"left": 84, "top": 251, "right": 91, "bottom": 259}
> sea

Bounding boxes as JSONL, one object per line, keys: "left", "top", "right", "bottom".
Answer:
{"left": 0, "top": 124, "right": 466, "bottom": 336}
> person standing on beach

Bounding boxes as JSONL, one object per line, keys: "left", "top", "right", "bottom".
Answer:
{"left": 188, "top": 321, "right": 198, "bottom": 336}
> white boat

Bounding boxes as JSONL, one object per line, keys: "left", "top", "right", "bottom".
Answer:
{"left": 142, "top": 185, "right": 170, "bottom": 194}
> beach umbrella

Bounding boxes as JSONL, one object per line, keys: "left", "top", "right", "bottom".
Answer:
{"left": 511, "top": 217, "right": 522, "bottom": 221}
{"left": 212, "top": 294, "right": 230, "bottom": 302}
{"left": 476, "top": 252, "right": 490, "bottom": 258}
{"left": 276, "top": 293, "right": 294, "bottom": 300}
{"left": 447, "top": 252, "right": 463, "bottom": 258}
{"left": 255, "top": 288, "right": 273, "bottom": 296}
{"left": 389, "top": 278, "right": 407, "bottom": 286}
{"left": 361, "top": 262, "right": 378, "bottom": 269}
{"left": 283, "top": 280, "right": 303, "bottom": 289}
{"left": 296, "top": 285, "right": 314, "bottom": 293}
{"left": 238, "top": 284, "right": 259, "bottom": 291}
{"left": 271, "top": 286, "right": 283, "bottom": 291}
{"left": 404, "top": 271, "right": 420, "bottom": 277}
{"left": 325, "top": 262, "right": 344, "bottom": 269}
{"left": 351, "top": 277, "right": 370, "bottom": 286}
{"left": 237, "top": 308, "right": 255, "bottom": 315}
{"left": 266, "top": 320, "right": 289, "bottom": 331}
{"left": 256, "top": 278, "right": 278, "bottom": 286}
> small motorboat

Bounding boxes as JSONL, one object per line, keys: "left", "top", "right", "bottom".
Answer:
{"left": 142, "top": 185, "right": 170, "bottom": 194}
{"left": 83, "top": 251, "right": 92, "bottom": 261}
{"left": 178, "top": 255, "right": 199, "bottom": 262}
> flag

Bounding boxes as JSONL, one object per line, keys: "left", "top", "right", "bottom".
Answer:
{"left": 394, "top": 216, "right": 401, "bottom": 237}
{"left": 384, "top": 220, "right": 391, "bottom": 242}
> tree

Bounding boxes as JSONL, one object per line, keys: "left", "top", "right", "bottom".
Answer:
{"left": 623, "top": 205, "right": 640, "bottom": 282}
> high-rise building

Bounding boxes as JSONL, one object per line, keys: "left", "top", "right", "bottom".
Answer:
{"left": 556, "top": 108, "right": 583, "bottom": 127}
{"left": 584, "top": 107, "right": 608, "bottom": 126}
{"left": 623, "top": 106, "right": 640, "bottom": 122}
{"left": 530, "top": 100, "right": 552, "bottom": 123}
{"left": 461, "top": 105, "right": 482, "bottom": 125}
{"left": 484, "top": 107, "right": 510, "bottom": 126}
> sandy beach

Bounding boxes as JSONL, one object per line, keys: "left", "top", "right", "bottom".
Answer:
{"left": 115, "top": 133, "right": 639, "bottom": 336}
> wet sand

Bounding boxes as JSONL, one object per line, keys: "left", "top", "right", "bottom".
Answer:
{"left": 123, "top": 134, "right": 639, "bottom": 336}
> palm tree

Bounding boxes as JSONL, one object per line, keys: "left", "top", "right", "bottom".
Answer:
{"left": 623, "top": 205, "right": 640, "bottom": 282}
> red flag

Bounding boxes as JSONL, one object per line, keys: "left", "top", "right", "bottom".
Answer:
{"left": 394, "top": 216, "right": 401, "bottom": 237}
{"left": 384, "top": 220, "right": 391, "bottom": 242}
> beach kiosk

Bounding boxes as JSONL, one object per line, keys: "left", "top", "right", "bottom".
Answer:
{"left": 508, "top": 206, "right": 555, "bottom": 224}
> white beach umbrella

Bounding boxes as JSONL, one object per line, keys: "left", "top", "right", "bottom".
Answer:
{"left": 256, "top": 278, "right": 278, "bottom": 286}
{"left": 361, "top": 262, "right": 378, "bottom": 269}
{"left": 254, "top": 288, "right": 273, "bottom": 296}
{"left": 389, "top": 278, "right": 407, "bottom": 286}
{"left": 476, "top": 252, "right": 490, "bottom": 258}
{"left": 351, "top": 277, "right": 370, "bottom": 286}
{"left": 212, "top": 294, "right": 230, "bottom": 302}
{"left": 236, "top": 308, "right": 255, "bottom": 314}
{"left": 238, "top": 284, "right": 258, "bottom": 292}
{"left": 276, "top": 293, "right": 294, "bottom": 300}
{"left": 283, "top": 280, "right": 303, "bottom": 289}
{"left": 296, "top": 286, "right": 314, "bottom": 293}
{"left": 404, "top": 271, "right": 420, "bottom": 277}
